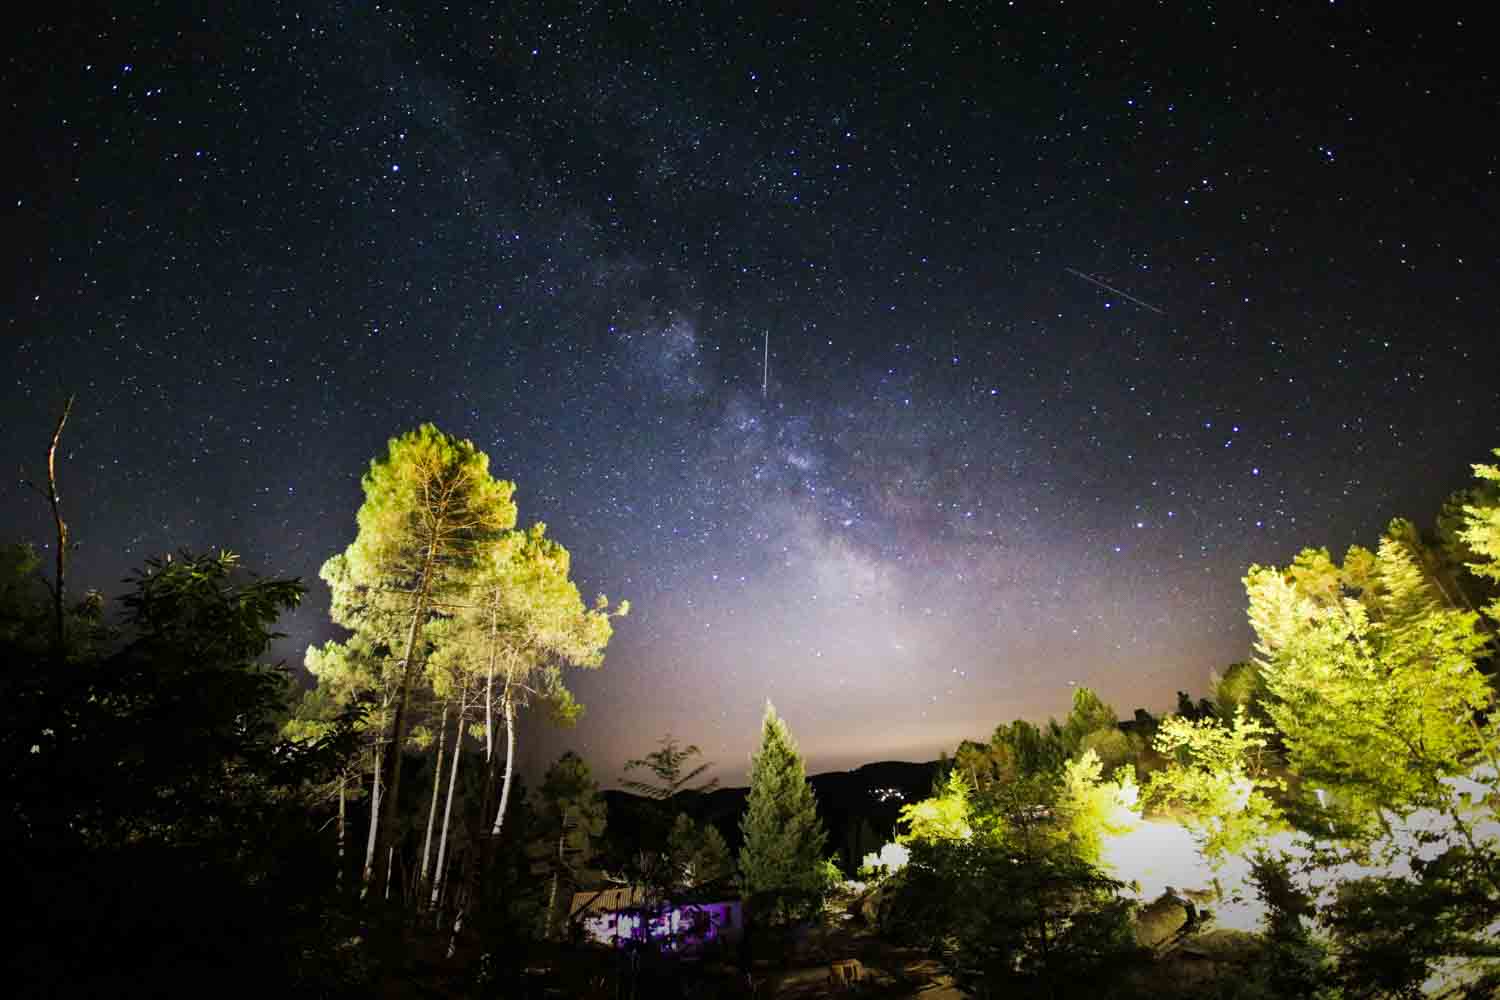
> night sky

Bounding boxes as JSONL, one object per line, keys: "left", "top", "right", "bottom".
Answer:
{"left": 7, "top": 4, "right": 1498, "bottom": 784}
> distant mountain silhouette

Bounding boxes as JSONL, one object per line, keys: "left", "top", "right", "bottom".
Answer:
{"left": 601, "top": 759, "right": 939, "bottom": 874}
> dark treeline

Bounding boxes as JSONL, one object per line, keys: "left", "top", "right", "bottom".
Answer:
{"left": 6, "top": 420, "right": 1500, "bottom": 998}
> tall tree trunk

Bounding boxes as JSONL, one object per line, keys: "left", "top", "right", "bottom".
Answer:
{"left": 546, "top": 864, "right": 560, "bottom": 940}
{"left": 432, "top": 707, "right": 465, "bottom": 911}
{"left": 490, "top": 693, "right": 517, "bottom": 837}
{"left": 363, "top": 742, "right": 383, "bottom": 886}
{"left": 451, "top": 690, "right": 517, "bottom": 959}
{"left": 420, "top": 701, "right": 450, "bottom": 900}
{"left": 369, "top": 540, "right": 437, "bottom": 900}
{"left": 545, "top": 806, "right": 569, "bottom": 940}
{"left": 484, "top": 599, "right": 499, "bottom": 761}
{"left": 337, "top": 775, "right": 347, "bottom": 890}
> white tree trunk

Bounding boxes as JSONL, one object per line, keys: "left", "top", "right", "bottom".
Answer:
{"left": 490, "top": 695, "right": 517, "bottom": 837}
{"left": 362, "top": 742, "right": 383, "bottom": 886}
{"left": 545, "top": 810, "right": 568, "bottom": 940}
{"left": 371, "top": 555, "right": 436, "bottom": 899}
{"left": 484, "top": 606, "right": 498, "bottom": 761}
{"left": 431, "top": 709, "right": 465, "bottom": 910}
{"left": 546, "top": 867, "right": 560, "bottom": 940}
{"left": 420, "top": 702, "right": 450, "bottom": 896}
{"left": 485, "top": 661, "right": 494, "bottom": 760}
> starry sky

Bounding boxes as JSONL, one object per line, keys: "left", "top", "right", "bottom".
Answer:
{"left": 7, "top": 3, "right": 1498, "bottom": 785}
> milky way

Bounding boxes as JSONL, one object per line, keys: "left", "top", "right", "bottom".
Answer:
{"left": 7, "top": 3, "right": 1498, "bottom": 783}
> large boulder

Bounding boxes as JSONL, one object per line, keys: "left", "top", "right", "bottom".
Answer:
{"left": 1134, "top": 892, "right": 1192, "bottom": 949}
{"left": 849, "top": 880, "right": 897, "bottom": 926}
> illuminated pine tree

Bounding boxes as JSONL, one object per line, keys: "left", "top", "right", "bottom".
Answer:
{"left": 456, "top": 524, "right": 623, "bottom": 842}
{"left": 1245, "top": 523, "right": 1494, "bottom": 828}
{"left": 330, "top": 424, "right": 517, "bottom": 898}
{"left": 1461, "top": 450, "right": 1500, "bottom": 623}
{"left": 738, "top": 702, "right": 827, "bottom": 904}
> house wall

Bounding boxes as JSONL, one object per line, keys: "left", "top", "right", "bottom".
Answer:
{"left": 576, "top": 899, "right": 743, "bottom": 952}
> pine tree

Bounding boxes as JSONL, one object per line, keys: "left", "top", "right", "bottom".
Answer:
{"left": 667, "top": 813, "right": 734, "bottom": 891}
{"left": 1244, "top": 525, "right": 1493, "bottom": 828}
{"left": 536, "top": 751, "right": 607, "bottom": 938}
{"left": 1245, "top": 496, "right": 1500, "bottom": 996}
{"left": 460, "top": 523, "right": 623, "bottom": 841}
{"left": 738, "top": 702, "right": 827, "bottom": 905}
{"left": 329, "top": 424, "right": 517, "bottom": 898}
{"left": 1060, "top": 686, "right": 1120, "bottom": 757}
{"left": 1461, "top": 451, "right": 1500, "bottom": 622}
{"left": 1144, "top": 709, "right": 1282, "bottom": 871}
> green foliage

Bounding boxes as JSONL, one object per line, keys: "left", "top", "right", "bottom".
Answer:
{"left": 3, "top": 550, "right": 364, "bottom": 995}
{"left": 344, "top": 423, "right": 517, "bottom": 601}
{"left": 1461, "top": 451, "right": 1500, "bottom": 622}
{"left": 816, "top": 855, "right": 846, "bottom": 893}
{"left": 1146, "top": 708, "right": 1283, "bottom": 868}
{"left": 950, "top": 714, "right": 1073, "bottom": 796}
{"left": 1245, "top": 526, "right": 1495, "bottom": 826}
{"left": 1211, "top": 660, "right": 1270, "bottom": 724}
{"left": 1318, "top": 843, "right": 1500, "bottom": 999}
{"left": 538, "top": 750, "right": 608, "bottom": 852}
{"left": 897, "top": 768, "right": 973, "bottom": 844}
{"left": 622, "top": 733, "right": 719, "bottom": 800}
{"left": 738, "top": 702, "right": 828, "bottom": 909}
{"left": 951, "top": 738, "right": 1009, "bottom": 789}
{"left": 320, "top": 424, "right": 604, "bottom": 900}
{"left": 1058, "top": 749, "right": 1142, "bottom": 866}
{"left": 466, "top": 773, "right": 551, "bottom": 956}
{"left": 1062, "top": 685, "right": 1121, "bottom": 756}
{"left": 1237, "top": 853, "right": 1338, "bottom": 1000}
{"left": 1238, "top": 478, "right": 1500, "bottom": 998}
{"left": 450, "top": 522, "right": 623, "bottom": 719}
{"left": 1436, "top": 472, "right": 1500, "bottom": 621}
{"left": 1079, "top": 725, "right": 1139, "bottom": 772}
{"left": 884, "top": 770, "right": 1143, "bottom": 998}
{"left": 667, "top": 812, "right": 735, "bottom": 890}
{"left": 0, "top": 541, "right": 107, "bottom": 659}
{"left": 533, "top": 752, "right": 607, "bottom": 938}
{"left": 993, "top": 716, "right": 1070, "bottom": 778}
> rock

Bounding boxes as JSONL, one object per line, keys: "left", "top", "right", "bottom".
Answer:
{"left": 1135, "top": 892, "right": 1191, "bottom": 949}
{"left": 850, "top": 883, "right": 886, "bottom": 925}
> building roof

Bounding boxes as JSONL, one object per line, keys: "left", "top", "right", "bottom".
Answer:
{"left": 569, "top": 885, "right": 649, "bottom": 918}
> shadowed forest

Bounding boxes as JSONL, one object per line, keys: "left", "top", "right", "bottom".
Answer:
{"left": 7, "top": 417, "right": 1500, "bottom": 999}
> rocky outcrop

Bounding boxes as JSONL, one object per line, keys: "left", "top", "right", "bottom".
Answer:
{"left": 1134, "top": 891, "right": 1196, "bottom": 949}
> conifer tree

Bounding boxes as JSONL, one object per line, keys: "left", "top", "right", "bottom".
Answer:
{"left": 1461, "top": 450, "right": 1500, "bottom": 623}
{"left": 739, "top": 702, "right": 827, "bottom": 905}
{"left": 459, "top": 523, "right": 623, "bottom": 841}
{"left": 1060, "top": 686, "right": 1120, "bottom": 758}
{"left": 536, "top": 751, "right": 607, "bottom": 938}
{"left": 330, "top": 424, "right": 517, "bottom": 898}
{"left": 1244, "top": 485, "right": 1500, "bottom": 996}
{"left": 667, "top": 815, "right": 734, "bottom": 890}
{"left": 1244, "top": 526, "right": 1493, "bottom": 829}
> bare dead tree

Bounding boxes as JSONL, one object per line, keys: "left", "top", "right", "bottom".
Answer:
{"left": 21, "top": 394, "right": 77, "bottom": 663}
{"left": 46, "top": 395, "right": 75, "bottom": 660}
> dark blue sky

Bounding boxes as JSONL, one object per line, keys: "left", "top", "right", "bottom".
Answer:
{"left": 7, "top": 2, "right": 1497, "bottom": 783}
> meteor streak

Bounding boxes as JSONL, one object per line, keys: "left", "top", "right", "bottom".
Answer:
{"left": 1065, "top": 267, "right": 1165, "bottom": 315}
